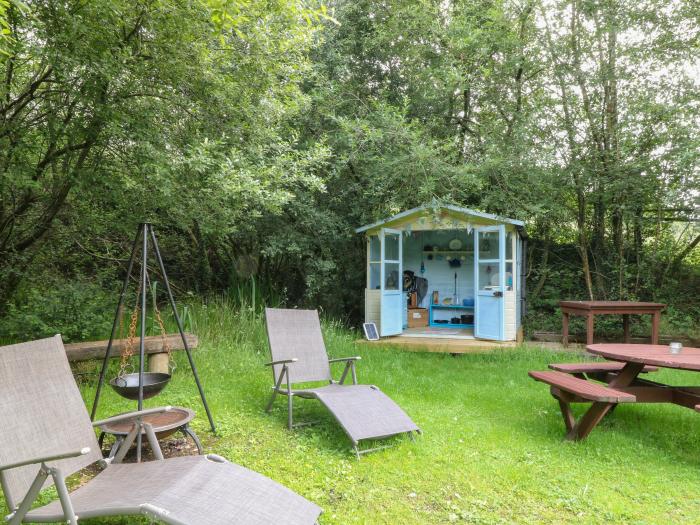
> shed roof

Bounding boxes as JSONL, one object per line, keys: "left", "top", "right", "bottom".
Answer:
{"left": 355, "top": 204, "right": 525, "bottom": 233}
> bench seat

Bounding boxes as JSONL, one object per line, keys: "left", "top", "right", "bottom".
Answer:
{"left": 549, "top": 362, "right": 658, "bottom": 374}
{"left": 529, "top": 370, "right": 636, "bottom": 403}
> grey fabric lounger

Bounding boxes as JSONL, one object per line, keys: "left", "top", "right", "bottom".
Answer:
{"left": 264, "top": 308, "right": 420, "bottom": 458}
{"left": 0, "top": 335, "right": 321, "bottom": 525}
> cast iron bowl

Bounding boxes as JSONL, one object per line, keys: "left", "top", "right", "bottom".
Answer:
{"left": 109, "top": 372, "right": 171, "bottom": 400}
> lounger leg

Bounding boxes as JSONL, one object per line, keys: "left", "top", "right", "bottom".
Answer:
{"left": 287, "top": 393, "right": 294, "bottom": 430}
{"left": 265, "top": 388, "right": 279, "bottom": 413}
{"left": 7, "top": 467, "right": 49, "bottom": 525}
{"left": 266, "top": 366, "right": 287, "bottom": 412}
{"left": 339, "top": 362, "right": 351, "bottom": 385}
{"left": 51, "top": 467, "right": 78, "bottom": 525}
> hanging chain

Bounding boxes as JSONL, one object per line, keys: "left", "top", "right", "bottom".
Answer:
{"left": 153, "top": 300, "right": 175, "bottom": 373}
{"left": 118, "top": 281, "right": 142, "bottom": 378}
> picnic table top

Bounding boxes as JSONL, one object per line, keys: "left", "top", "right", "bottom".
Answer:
{"left": 587, "top": 344, "right": 700, "bottom": 372}
{"left": 560, "top": 301, "right": 666, "bottom": 312}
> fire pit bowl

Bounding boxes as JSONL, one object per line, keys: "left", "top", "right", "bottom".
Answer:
{"left": 109, "top": 372, "right": 171, "bottom": 400}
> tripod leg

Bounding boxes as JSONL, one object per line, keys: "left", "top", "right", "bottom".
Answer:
{"left": 91, "top": 224, "right": 142, "bottom": 420}
{"left": 149, "top": 225, "right": 217, "bottom": 433}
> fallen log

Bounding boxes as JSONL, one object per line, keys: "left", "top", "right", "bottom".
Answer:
{"left": 64, "top": 333, "right": 198, "bottom": 362}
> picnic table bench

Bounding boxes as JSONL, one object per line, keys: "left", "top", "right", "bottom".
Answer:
{"left": 530, "top": 344, "right": 700, "bottom": 441}
{"left": 548, "top": 362, "right": 658, "bottom": 380}
{"left": 559, "top": 301, "right": 665, "bottom": 346}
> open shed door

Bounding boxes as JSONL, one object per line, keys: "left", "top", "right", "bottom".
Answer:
{"left": 474, "top": 225, "right": 505, "bottom": 340}
{"left": 380, "top": 228, "right": 403, "bottom": 336}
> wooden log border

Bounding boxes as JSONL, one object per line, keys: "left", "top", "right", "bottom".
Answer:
{"left": 64, "top": 333, "right": 198, "bottom": 362}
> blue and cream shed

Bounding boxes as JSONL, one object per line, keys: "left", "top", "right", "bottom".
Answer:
{"left": 356, "top": 205, "right": 526, "bottom": 342}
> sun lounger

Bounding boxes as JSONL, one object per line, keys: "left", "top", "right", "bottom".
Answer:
{"left": 264, "top": 308, "right": 420, "bottom": 458}
{"left": 0, "top": 335, "right": 321, "bottom": 524}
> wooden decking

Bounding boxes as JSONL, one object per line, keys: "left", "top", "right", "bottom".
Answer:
{"left": 359, "top": 335, "right": 518, "bottom": 353}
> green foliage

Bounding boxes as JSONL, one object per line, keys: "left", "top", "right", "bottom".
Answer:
{"left": 0, "top": 279, "right": 113, "bottom": 343}
{"left": 0, "top": 0, "right": 698, "bottom": 336}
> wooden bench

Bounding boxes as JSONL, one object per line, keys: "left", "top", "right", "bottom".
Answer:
{"left": 529, "top": 371, "right": 636, "bottom": 403}
{"left": 549, "top": 362, "right": 658, "bottom": 379}
{"left": 530, "top": 370, "right": 637, "bottom": 439}
{"left": 695, "top": 405, "right": 700, "bottom": 413}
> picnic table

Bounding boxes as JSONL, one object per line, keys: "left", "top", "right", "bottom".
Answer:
{"left": 529, "top": 343, "right": 700, "bottom": 440}
{"left": 559, "top": 301, "right": 666, "bottom": 346}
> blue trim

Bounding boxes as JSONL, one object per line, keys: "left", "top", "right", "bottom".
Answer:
{"left": 474, "top": 225, "right": 506, "bottom": 340}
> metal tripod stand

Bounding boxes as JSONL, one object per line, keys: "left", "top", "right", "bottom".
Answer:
{"left": 90, "top": 223, "right": 216, "bottom": 461}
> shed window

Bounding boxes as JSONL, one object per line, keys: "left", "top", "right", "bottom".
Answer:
{"left": 368, "top": 235, "right": 381, "bottom": 289}
{"left": 478, "top": 231, "right": 499, "bottom": 260}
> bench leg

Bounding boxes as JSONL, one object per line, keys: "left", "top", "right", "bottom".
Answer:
{"left": 623, "top": 314, "right": 630, "bottom": 343}
{"left": 557, "top": 399, "right": 576, "bottom": 433}
{"left": 564, "top": 362, "right": 644, "bottom": 440}
{"left": 566, "top": 401, "right": 614, "bottom": 440}
{"left": 562, "top": 312, "right": 569, "bottom": 347}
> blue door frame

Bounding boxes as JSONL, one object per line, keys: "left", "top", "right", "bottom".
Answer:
{"left": 474, "top": 225, "right": 505, "bottom": 340}
{"left": 380, "top": 228, "right": 403, "bottom": 336}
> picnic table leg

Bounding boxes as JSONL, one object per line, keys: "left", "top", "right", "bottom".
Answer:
{"left": 651, "top": 311, "right": 660, "bottom": 345}
{"left": 566, "top": 401, "right": 611, "bottom": 440}
{"left": 623, "top": 314, "right": 630, "bottom": 343}
{"left": 566, "top": 362, "right": 644, "bottom": 441}
{"left": 562, "top": 311, "right": 569, "bottom": 347}
{"left": 586, "top": 314, "right": 595, "bottom": 345}
{"left": 558, "top": 399, "right": 576, "bottom": 433}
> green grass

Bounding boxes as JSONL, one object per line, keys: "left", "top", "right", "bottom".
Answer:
{"left": 4, "top": 298, "right": 700, "bottom": 523}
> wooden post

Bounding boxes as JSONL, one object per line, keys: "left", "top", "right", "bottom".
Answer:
{"left": 651, "top": 311, "right": 660, "bottom": 345}
{"left": 149, "top": 353, "right": 170, "bottom": 374}
{"left": 586, "top": 314, "right": 595, "bottom": 345}
{"left": 623, "top": 314, "right": 630, "bottom": 343}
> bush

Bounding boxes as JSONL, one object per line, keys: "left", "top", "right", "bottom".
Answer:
{"left": 0, "top": 279, "right": 115, "bottom": 343}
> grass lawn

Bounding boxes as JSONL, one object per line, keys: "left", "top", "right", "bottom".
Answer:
{"left": 3, "top": 303, "right": 700, "bottom": 524}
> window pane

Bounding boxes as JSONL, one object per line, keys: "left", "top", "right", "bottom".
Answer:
{"left": 384, "top": 262, "right": 400, "bottom": 290}
{"left": 478, "top": 231, "right": 499, "bottom": 259}
{"left": 506, "top": 232, "right": 513, "bottom": 261}
{"left": 505, "top": 262, "right": 513, "bottom": 290}
{"left": 369, "top": 262, "right": 381, "bottom": 289}
{"left": 369, "top": 236, "right": 380, "bottom": 262}
{"left": 384, "top": 233, "right": 400, "bottom": 261}
{"left": 478, "top": 262, "right": 501, "bottom": 290}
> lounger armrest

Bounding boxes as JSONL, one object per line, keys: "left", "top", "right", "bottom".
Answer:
{"left": 0, "top": 448, "right": 91, "bottom": 472}
{"left": 264, "top": 358, "right": 298, "bottom": 367}
{"left": 332, "top": 357, "right": 361, "bottom": 385}
{"left": 93, "top": 406, "right": 173, "bottom": 427}
{"left": 328, "top": 356, "right": 362, "bottom": 363}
